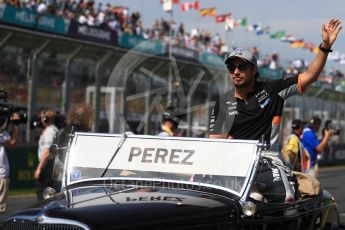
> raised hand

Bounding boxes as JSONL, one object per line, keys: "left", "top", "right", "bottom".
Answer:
{"left": 322, "top": 18, "right": 342, "bottom": 48}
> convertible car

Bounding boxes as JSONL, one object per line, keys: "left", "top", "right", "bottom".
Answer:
{"left": 3, "top": 132, "right": 340, "bottom": 229}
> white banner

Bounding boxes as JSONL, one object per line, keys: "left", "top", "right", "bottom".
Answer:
{"left": 69, "top": 133, "right": 258, "bottom": 178}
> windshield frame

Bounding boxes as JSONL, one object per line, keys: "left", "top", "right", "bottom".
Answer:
{"left": 62, "top": 133, "right": 261, "bottom": 200}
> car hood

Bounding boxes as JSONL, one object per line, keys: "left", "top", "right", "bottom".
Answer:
{"left": 12, "top": 184, "right": 240, "bottom": 229}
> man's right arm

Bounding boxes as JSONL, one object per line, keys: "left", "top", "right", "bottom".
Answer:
{"left": 208, "top": 96, "right": 227, "bottom": 139}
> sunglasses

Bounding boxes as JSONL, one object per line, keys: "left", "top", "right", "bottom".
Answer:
{"left": 226, "top": 63, "right": 252, "bottom": 73}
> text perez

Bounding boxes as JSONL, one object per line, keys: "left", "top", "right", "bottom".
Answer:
{"left": 129, "top": 147, "right": 195, "bottom": 165}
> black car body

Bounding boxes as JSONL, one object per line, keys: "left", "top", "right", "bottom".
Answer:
{"left": 3, "top": 133, "right": 340, "bottom": 230}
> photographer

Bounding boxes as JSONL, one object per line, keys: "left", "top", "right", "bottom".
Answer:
{"left": 302, "top": 116, "right": 333, "bottom": 178}
{"left": 34, "top": 109, "right": 59, "bottom": 201}
{"left": 0, "top": 113, "right": 19, "bottom": 213}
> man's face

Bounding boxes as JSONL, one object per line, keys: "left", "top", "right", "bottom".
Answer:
{"left": 227, "top": 58, "right": 257, "bottom": 88}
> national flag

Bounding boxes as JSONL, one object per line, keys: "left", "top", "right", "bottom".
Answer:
{"left": 180, "top": 1, "right": 199, "bottom": 11}
{"left": 270, "top": 31, "right": 285, "bottom": 39}
{"left": 303, "top": 42, "right": 315, "bottom": 52}
{"left": 250, "top": 23, "right": 263, "bottom": 35}
{"left": 215, "top": 13, "right": 231, "bottom": 23}
{"left": 290, "top": 39, "right": 304, "bottom": 48}
{"left": 199, "top": 7, "right": 216, "bottom": 17}
{"left": 249, "top": 23, "right": 262, "bottom": 33}
{"left": 225, "top": 16, "right": 238, "bottom": 31}
{"left": 312, "top": 47, "right": 319, "bottom": 54}
{"left": 161, "top": 0, "right": 173, "bottom": 11}
{"left": 237, "top": 17, "right": 247, "bottom": 26}
{"left": 160, "top": 0, "right": 179, "bottom": 4}
{"left": 256, "top": 28, "right": 263, "bottom": 35}
{"left": 263, "top": 26, "right": 270, "bottom": 34}
{"left": 280, "top": 35, "right": 296, "bottom": 42}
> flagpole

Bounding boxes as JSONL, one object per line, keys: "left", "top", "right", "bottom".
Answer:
{"left": 169, "top": 9, "right": 173, "bottom": 58}
{"left": 167, "top": 2, "right": 174, "bottom": 107}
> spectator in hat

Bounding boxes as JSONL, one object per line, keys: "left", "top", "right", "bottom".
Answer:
{"left": 302, "top": 116, "right": 333, "bottom": 178}
{"left": 208, "top": 19, "right": 342, "bottom": 152}
{"left": 284, "top": 119, "right": 310, "bottom": 173}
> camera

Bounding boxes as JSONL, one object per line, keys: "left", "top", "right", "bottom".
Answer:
{"left": 0, "top": 90, "right": 27, "bottom": 126}
{"left": 30, "top": 113, "right": 66, "bottom": 130}
{"left": 30, "top": 118, "right": 43, "bottom": 129}
{"left": 324, "top": 120, "right": 341, "bottom": 136}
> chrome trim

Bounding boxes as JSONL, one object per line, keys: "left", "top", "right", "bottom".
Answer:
{"left": 72, "top": 132, "right": 260, "bottom": 144}
{"left": 241, "top": 201, "right": 257, "bottom": 216}
{"left": 7, "top": 215, "right": 37, "bottom": 222}
{"left": 67, "top": 177, "right": 243, "bottom": 196}
{"left": 6, "top": 215, "right": 90, "bottom": 230}
{"left": 239, "top": 143, "right": 262, "bottom": 206}
{"left": 37, "top": 215, "right": 91, "bottom": 230}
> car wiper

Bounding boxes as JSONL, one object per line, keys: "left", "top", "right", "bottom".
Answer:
{"left": 101, "top": 132, "right": 129, "bottom": 177}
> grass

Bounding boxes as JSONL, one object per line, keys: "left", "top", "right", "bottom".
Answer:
{"left": 9, "top": 188, "right": 36, "bottom": 197}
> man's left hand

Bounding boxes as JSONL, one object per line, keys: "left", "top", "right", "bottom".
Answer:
{"left": 322, "top": 18, "right": 342, "bottom": 48}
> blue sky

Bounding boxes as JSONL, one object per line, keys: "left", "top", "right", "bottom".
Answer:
{"left": 103, "top": 0, "right": 345, "bottom": 71}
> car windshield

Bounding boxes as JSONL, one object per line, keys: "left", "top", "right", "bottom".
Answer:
{"left": 61, "top": 133, "right": 259, "bottom": 197}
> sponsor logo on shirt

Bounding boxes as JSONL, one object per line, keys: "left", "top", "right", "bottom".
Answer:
{"left": 260, "top": 98, "right": 271, "bottom": 108}
{"left": 256, "top": 90, "right": 271, "bottom": 109}
{"left": 227, "top": 101, "right": 239, "bottom": 116}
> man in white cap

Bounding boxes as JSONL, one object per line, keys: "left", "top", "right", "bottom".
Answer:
{"left": 209, "top": 19, "right": 342, "bottom": 151}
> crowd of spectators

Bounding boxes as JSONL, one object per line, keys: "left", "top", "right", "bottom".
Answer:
{"left": 1, "top": 0, "right": 227, "bottom": 55}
